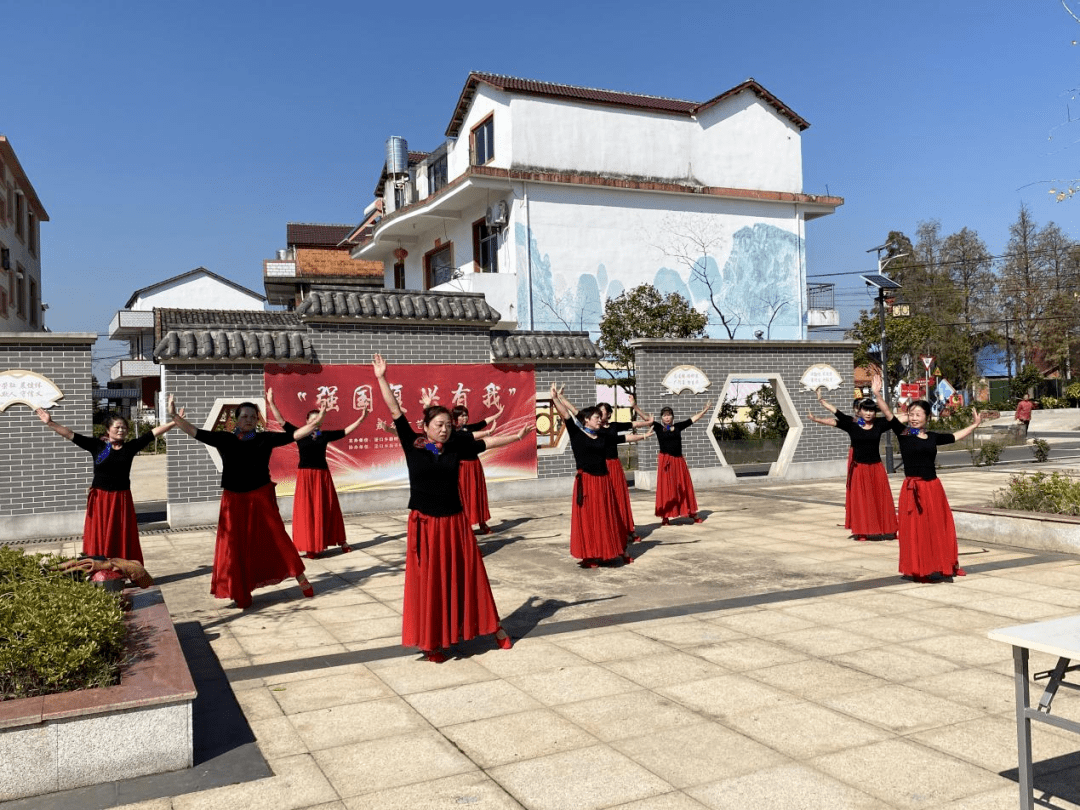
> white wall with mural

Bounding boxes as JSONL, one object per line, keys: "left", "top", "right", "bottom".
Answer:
{"left": 513, "top": 184, "right": 806, "bottom": 340}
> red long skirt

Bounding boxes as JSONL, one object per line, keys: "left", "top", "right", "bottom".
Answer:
{"left": 402, "top": 510, "right": 500, "bottom": 651}
{"left": 848, "top": 461, "right": 898, "bottom": 539}
{"left": 212, "top": 483, "right": 305, "bottom": 607}
{"left": 844, "top": 448, "right": 854, "bottom": 529}
{"left": 83, "top": 487, "right": 143, "bottom": 563}
{"left": 897, "top": 477, "right": 959, "bottom": 577}
{"left": 655, "top": 454, "right": 698, "bottom": 518}
{"left": 458, "top": 458, "right": 491, "bottom": 527}
{"left": 570, "top": 471, "right": 626, "bottom": 561}
{"left": 606, "top": 458, "right": 635, "bottom": 538}
{"left": 292, "top": 469, "right": 348, "bottom": 554}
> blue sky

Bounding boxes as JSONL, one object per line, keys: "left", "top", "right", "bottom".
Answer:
{"left": 5, "top": 1, "right": 1080, "bottom": 381}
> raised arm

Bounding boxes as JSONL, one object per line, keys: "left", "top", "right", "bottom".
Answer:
{"left": 481, "top": 424, "right": 535, "bottom": 451}
{"left": 373, "top": 354, "right": 402, "bottom": 419}
{"left": 951, "top": 408, "right": 982, "bottom": 442}
{"left": 265, "top": 387, "right": 285, "bottom": 426}
{"left": 630, "top": 393, "right": 654, "bottom": 422}
{"left": 690, "top": 400, "right": 713, "bottom": 424}
{"left": 870, "top": 375, "right": 895, "bottom": 422}
{"left": 166, "top": 395, "right": 198, "bottom": 438}
{"left": 291, "top": 403, "right": 327, "bottom": 441}
{"left": 623, "top": 428, "right": 654, "bottom": 443}
{"left": 36, "top": 408, "right": 74, "bottom": 440}
{"left": 550, "top": 382, "right": 573, "bottom": 421}
{"left": 806, "top": 409, "right": 838, "bottom": 427}
{"left": 814, "top": 388, "right": 838, "bottom": 415}
{"left": 342, "top": 407, "right": 367, "bottom": 436}
{"left": 151, "top": 409, "right": 184, "bottom": 437}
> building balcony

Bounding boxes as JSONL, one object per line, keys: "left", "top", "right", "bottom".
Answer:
{"left": 108, "top": 309, "right": 154, "bottom": 340}
{"left": 111, "top": 359, "right": 159, "bottom": 382}
{"left": 807, "top": 282, "right": 839, "bottom": 327}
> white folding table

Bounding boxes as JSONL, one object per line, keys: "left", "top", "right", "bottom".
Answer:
{"left": 989, "top": 615, "right": 1080, "bottom": 810}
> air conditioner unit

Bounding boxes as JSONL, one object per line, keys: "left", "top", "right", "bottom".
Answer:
{"left": 485, "top": 200, "right": 509, "bottom": 228}
{"left": 0, "top": 248, "right": 9, "bottom": 270}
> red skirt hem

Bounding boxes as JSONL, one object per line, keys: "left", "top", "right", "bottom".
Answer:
{"left": 211, "top": 483, "right": 305, "bottom": 605}
{"left": 458, "top": 458, "right": 491, "bottom": 526}
{"left": 655, "top": 454, "right": 698, "bottom": 518}
{"left": 570, "top": 472, "right": 626, "bottom": 560}
{"left": 83, "top": 488, "right": 143, "bottom": 563}
{"left": 897, "top": 477, "right": 958, "bottom": 577}
{"left": 402, "top": 510, "right": 501, "bottom": 651}
{"left": 292, "top": 469, "right": 348, "bottom": 553}
{"left": 847, "top": 462, "right": 898, "bottom": 539}
{"left": 606, "top": 458, "right": 635, "bottom": 536}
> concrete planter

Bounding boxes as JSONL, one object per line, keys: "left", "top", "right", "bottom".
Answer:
{"left": 0, "top": 588, "right": 196, "bottom": 802}
{"left": 954, "top": 506, "right": 1080, "bottom": 555}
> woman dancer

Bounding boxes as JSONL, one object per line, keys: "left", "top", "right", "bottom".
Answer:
{"left": 807, "top": 377, "right": 897, "bottom": 541}
{"left": 266, "top": 396, "right": 366, "bottom": 558}
{"left": 635, "top": 400, "right": 712, "bottom": 525}
{"left": 167, "top": 392, "right": 322, "bottom": 608}
{"left": 37, "top": 409, "right": 180, "bottom": 562}
{"left": 451, "top": 403, "right": 503, "bottom": 535}
{"left": 597, "top": 400, "right": 652, "bottom": 543}
{"left": 551, "top": 384, "right": 651, "bottom": 567}
{"left": 880, "top": 397, "right": 981, "bottom": 582}
{"left": 374, "top": 354, "right": 532, "bottom": 661}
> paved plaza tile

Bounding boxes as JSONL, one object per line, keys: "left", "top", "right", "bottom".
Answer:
{"left": 13, "top": 462, "right": 1080, "bottom": 810}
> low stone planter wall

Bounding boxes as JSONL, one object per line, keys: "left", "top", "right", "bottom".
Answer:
{"left": 954, "top": 507, "right": 1080, "bottom": 555}
{"left": 0, "top": 588, "right": 196, "bottom": 802}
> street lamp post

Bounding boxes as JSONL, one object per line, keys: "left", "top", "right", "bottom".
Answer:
{"left": 863, "top": 247, "right": 907, "bottom": 473}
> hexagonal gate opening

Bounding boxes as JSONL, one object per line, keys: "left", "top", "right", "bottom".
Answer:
{"left": 708, "top": 374, "right": 802, "bottom": 477}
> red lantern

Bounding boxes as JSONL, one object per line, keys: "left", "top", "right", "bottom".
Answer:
{"left": 393, "top": 248, "right": 408, "bottom": 262}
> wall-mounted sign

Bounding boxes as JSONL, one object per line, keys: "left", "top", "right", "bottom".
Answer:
{"left": 661, "top": 365, "right": 710, "bottom": 395}
{"left": 800, "top": 363, "right": 843, "bottom": 393}
{"left": 0, "top": 369, "right": 64, "bottom": 412}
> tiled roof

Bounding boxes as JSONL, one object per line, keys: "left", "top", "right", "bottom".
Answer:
{"left": 295, "top": 248, "right": 383, "bottom": 279}
{"left": 154, "top": 329, "right": 311, "bottom": 363}
{"left": 286, "top": 223, "right": 355, "bottom": 248}
{"left": 296, "top": 289, "right": 501, "bottom": 324}
{"left": 125, "top": 268, "right": 265, "bottom": 309}
{"left": 490, "top": 331, "right": 603, "bottom": 363}
{"left": 153, "top": 309, "right": 310, "bottom": 363}
{"left": 446, "top": 73, "right": 810, "bottom": 136}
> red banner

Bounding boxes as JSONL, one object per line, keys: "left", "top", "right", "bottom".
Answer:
{"left": 263, "top": 364, "right": 537, "bottom": 495}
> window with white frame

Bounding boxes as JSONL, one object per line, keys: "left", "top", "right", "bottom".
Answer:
{"left": 427, "top": 155, "right": 448, "bottom": 195}
{"left": 472, "top": 218, "right": 498, "bottom": 273}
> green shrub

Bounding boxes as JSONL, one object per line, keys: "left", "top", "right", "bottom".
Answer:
{"left": 1066, "top": 382, "right": 1080, "bottom": 405}
{"left": 1041, "top": 396, "right": 1062, "bottom": 410}
{"left": 0, "top": 547, "right": 127, "bottom": 700}
{"left": 993, "top": 472, "right": 1080, "bottom": 515}
{"left": 1032, "top": 439, "right": 1051, "bottom": 463}
{"left": 974, "top": 441, "right": 1003, "bottom": 467}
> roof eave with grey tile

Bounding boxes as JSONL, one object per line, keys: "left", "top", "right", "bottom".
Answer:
{"left": 295, "top": 290, "right": 502, "bottom": 326}
{"left": 491, "top": 331, "right": 604, "bottom": 364}
{"left": 154, "top": 329, "right": 312, "bottom": 363}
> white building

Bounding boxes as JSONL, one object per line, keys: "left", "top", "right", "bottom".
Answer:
{"left": 108, "top": 268, "right": 267, "bottom": 414}
{"left": 353, "top": 73, "right": 842, "bottom": 339}
{"left": 0, "top": 136, "right": 48, "bottom": 332}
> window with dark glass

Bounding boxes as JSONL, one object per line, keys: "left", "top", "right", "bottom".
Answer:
{"left": 472, "top": 219, "right": 498, "bottom": 273}
{"left": 27, "top": 211, "right": 36, "bottom": 257}
{"left": 471, "top": 116, "right": 494, "bottom": 165}
{"left": 427, "top": 155, "right": 448, "bottom": 195}
{"left": 424, "top": 244, "right": 454, "bottom": 289}
{"left": 15, "top": 265, "right": 24, "bottom": 317}
{"left": 394, "top": 261, "right": 405, "bottom": 289}
{"left": 28, "top": 278, "right": 37, "bottom": 327}
{"left": 14, "top": 193, "right": 25, "bottom": 240}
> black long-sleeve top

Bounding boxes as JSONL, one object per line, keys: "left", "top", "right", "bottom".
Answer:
{"left": 395, "top": 414, "right": 485, "bottom": 516}
{"left": 71, "top": 432, "right": 156, "bottom": 491}
{"left": 194, "top": 427, "right": 296, "bottom": 492}
{"left": 834, "top": 412, "right": 890, "bottom": 465}
{"left": 566, "top": 419, "right": 622, "bottom": 475}
{"left": 889, "top": 417, "right": 955, "bottom": 481}
{"left": 284, "top": 422, "right": 347, "bottom": 470}
{"left": 654, "top": 419, "right": 693, "bottom": 457}
{"left": 600, "top": 421, "right": 633, "bottom": 460}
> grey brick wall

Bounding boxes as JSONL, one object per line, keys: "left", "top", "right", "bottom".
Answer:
{"left": 163, "top": 324, "right": 596, "bottom": 519}
{"left": 634, "top": 340, "right": 856, "bottom": 474}
{"left": 0, "top": 334, "right": 95, "bottom": 538}
{"left": 165, "top": 364, "right": 264, "bottom": 506}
